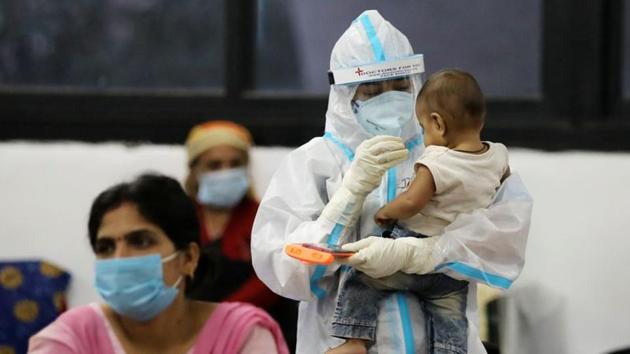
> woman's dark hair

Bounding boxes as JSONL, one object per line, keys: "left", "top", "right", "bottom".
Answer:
{"left": 87, "top": 173, "right": 213, "bottom": 293}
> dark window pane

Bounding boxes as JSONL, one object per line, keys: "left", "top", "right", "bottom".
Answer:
{"left": 624, "top": 1, "right": 630, "bottom": 99}
{"left": 254, "top": 1, "right": 542, "bottom": 99}
{"left": 0, "top": 0, "right": 224, "bottom": 90}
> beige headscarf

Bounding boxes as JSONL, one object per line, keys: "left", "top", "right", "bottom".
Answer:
{"left": 185, "top": 120, "right": 253, "bottom": 166}
{"left": 184, "top": 120, "right": 256, "bottom": 200}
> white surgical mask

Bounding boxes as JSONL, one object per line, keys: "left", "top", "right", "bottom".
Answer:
{"left": 352, "top": 90, "right": 414, "bottom": 137}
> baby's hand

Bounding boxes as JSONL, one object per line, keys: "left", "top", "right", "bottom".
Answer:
{"left": 374, "top": 208, "right": 393, "bottom": 227}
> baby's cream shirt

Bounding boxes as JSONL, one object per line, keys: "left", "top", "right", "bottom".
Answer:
{"left": 401, "top": 142, "right": 509, "bottom": 236}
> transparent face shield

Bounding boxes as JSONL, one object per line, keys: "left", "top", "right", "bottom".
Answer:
{"left": 329, "top": 55, "right": 425, "bottom": 137}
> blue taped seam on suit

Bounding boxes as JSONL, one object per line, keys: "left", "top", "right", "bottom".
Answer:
{"left": 319, "top": 132, "right": 418, "bottom": 347}
{"left": 435, "top": 262, "right": 513, "bottom": 289}
{"left": 387, "top": 168, "right": 397, "bottom": 202}
{"left": 309, "top": 222, "right": 345, "bottom": 299}
{"left": 311, "top": 133, "right": 355, "bottom": 298}
{"left": 309, "top": 266, "right": 327, "bottom": 299}
{"left": 386, "top": 147, "right": 416, "bottom": 353}
{"left": 405, "top": 134, "right": 423, "bottom": 150}
{"left": 359, "top": 13, "right": 386, "bottom": 62}
{"left": 385, "top": 159, "right": 415, "bottom": 352}
{"left": 324, "top": 132, "right": 355, "bottom": 161}
{"left": 396, "top": 293, "right": 416, "bottom": 354}
{"left": 327, "top": 223, "right": 345, "bottom": 245}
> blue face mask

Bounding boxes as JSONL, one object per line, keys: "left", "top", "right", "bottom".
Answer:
{"left": 197, "top": 167, "right": 249, "bottom": 208}
{"left": 94, "top": 253, "right": 183, "bottom": 322}
{"left": 352, "top": 90, "right": 414, "bottom": 137}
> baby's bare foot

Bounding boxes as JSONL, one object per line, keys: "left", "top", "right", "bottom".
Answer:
{"left": 325, "top": 339, "right": 368, "bottom": 354}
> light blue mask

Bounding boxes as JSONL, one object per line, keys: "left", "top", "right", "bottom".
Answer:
{"left": 94, "top": 253, "right": 183, "bottom": 322}
{"left": 197, "top": 167, "right": 249, "bottom": 208}
{"left": 352, "top": 90, "right": 414, "bottom": 137}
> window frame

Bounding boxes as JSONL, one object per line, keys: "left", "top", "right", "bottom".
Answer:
{"left": 0, "top": 0, "right": 628, "bottom": 150}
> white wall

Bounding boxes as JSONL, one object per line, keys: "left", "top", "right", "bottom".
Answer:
{"left": 1, "top": 142, "right": 629, "bottom": 354}
{"left": 506, "top": 149, "right": 630, "bottom": 354}
{"left": 0, "top": 142, "right": 289, "bottom": 308}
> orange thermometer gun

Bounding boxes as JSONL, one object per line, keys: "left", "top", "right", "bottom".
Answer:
{"left": 284, "top": 243, "right": 354, "bottom": 265}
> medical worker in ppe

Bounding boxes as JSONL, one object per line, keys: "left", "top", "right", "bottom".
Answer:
{"left": 251, "top": 10, "right": 532, "bottom": 354}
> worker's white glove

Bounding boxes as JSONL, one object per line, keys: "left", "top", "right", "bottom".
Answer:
{"left": 341, "top": 236, "right": 440, "bottom": 279}
{"left": 320, "top": 136, "right": 408, "bottom": 226}
{"left": 342, "top": 135, "right": 409, "bottom": 195}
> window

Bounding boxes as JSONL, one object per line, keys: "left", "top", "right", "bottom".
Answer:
{"left": 0, "top": 0, "right": 627, "bottom": 150}
{"left": 0, "top": 0, "right": 224, "bottom": 90}
{"left": 254, "top": 1, "right": 542, "bottom": 98}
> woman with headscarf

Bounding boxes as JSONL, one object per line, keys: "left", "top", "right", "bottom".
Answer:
{"left": 184, "top": 120, "right": 297, "bottom": 350}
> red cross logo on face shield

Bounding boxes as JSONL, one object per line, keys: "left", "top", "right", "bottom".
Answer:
{"left": 355, "top": 68, "right": 364, "bottom": 76}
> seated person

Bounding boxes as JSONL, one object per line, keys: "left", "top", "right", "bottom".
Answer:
{"left": 184, "top": 120, "right": 297, "bottom": 350}
{"left": 29, "top": 173, "right": 289, "bottom": 354}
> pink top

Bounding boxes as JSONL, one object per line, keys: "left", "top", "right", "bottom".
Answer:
{"left": 28, "top": 302, "right": 289, "bottom": 354}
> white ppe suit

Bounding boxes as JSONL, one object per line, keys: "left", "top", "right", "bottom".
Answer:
{"left": 252, "top": 10, "right": 533, "bottom": 354}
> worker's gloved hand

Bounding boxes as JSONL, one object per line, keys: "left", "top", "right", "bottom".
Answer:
{"left": 320, "top": 136, "right": 408, "bottom": 226}
{"left": 343, "top": 136, "right": 408, "bottom": 195}
{"left": 341, "top": 236, "right": 440, "bottom": 278}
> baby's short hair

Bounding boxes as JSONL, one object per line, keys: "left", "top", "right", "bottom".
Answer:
{"left": 417, "top": 69, "right": 485, "bottom": 128}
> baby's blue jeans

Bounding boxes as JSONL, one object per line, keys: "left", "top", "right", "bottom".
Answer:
{"left": 331, "top": 226, "right": 469, "bottom": 354}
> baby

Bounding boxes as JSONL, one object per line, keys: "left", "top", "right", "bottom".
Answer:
{"left": 328, "top": 69, "right": 510, "bottom": 354}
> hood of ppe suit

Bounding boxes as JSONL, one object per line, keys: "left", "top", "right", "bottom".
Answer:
{"left": 325, "top": 10, "right": 422, "bottom": 150}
